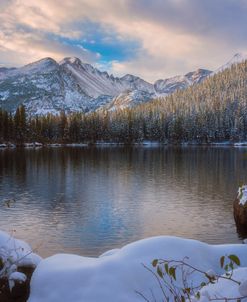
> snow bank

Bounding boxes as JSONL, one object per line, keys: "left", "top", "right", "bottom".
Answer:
{"left": 0, "top": 231, "right": 42, "bottom": 287}
{"left": 198, "top": 267, "right": 247, "bottom": 301}
{"left": 28, "top": 236, "right": 247, "bottom": 302}
{"left": 0, "top": 231, "right": 41, "bottom": 268}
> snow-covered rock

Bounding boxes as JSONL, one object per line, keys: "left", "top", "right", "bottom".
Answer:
{"left": 0, "top": 231, "right": 42, "bottom": 299}
{"left": 8, "top": 271, "right": 27, "bottom": 291}
{"left": 0, "top": 230, "right": 41, "bottom": 271}
{"left": 238, "top": 186, "right": 247, "bottom": 206}
{"left": 28, "top": 236, "right": 247, "bottom": 302}
{"left": 234, "top": 185, "right": 247, "bottom": 232}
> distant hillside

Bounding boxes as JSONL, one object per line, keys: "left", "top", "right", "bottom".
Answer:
{"left": 129, "top": 59, "right": 247, "bottom": 142}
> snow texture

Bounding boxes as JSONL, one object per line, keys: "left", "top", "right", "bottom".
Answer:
{"left": 199, "top": 268, "right": 247, "bottom": 301}
{"left": 0, "top": 230, "right": 42, "bottom": 290}
{"left": 28, "top": 236, "right": 247, "bottom": 302}
{"left": 0, "top": 230, "right": 41, "bottom": 269}
{"left": 8, "top": 272, "right": 27, "bottom": 291}
{"left": 238, "top": 185, "right": 247, "bottom": 205}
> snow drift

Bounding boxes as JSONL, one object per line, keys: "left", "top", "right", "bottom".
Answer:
{"left": 0, "top": 230, "right": 42, "bottom": 291}
{"left": 28, "top": 236, "right": 247, "bottom": 302}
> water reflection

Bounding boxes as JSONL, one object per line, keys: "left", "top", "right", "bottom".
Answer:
{"left": 0, "top": 146, "right": 246, "bottom": 257}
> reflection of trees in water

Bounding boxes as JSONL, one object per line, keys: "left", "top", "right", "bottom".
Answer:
{"left": 0, "top": 149, "right": 27, "bottom": 185}
{"left": 0, "top": 146, "right": 246, "bottom": 251}
{"left": 235, "top": 223, "right": 247, "bottom": 240}
{"left": 0, "top": 146, "right": 246, "bottom": 204}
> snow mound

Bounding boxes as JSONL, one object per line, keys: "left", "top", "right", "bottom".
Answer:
{"left": 28, "top": 236, "right": 247, "bottom": 302}
{"left": 0, "top": 230, "right": 41, "bottom": 268}
{"left": 0, "top": 230, "right": 42, "bottom": 292}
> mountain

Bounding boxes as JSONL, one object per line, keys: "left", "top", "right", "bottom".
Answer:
{"left": 0, "top": 53, "right": 244, "bottom": 115}
{"left": 104, "top": 90, "right": 155, "bottom": 111}
{"left": 154, "top": 69, "right": 211, "bottom": 95}
{"left": 60, "top": 57, "right": 153, "bottom": 98}
{"left": 107, "top": 69, "right": 211, "bottom": 111}
{"left": 0, "top": 57, "right": 154, "bottom": 115}
{"left": 213, "top": 53, "right": 247, "bottom": 75}
{"left": 0, "top": 67, "right": 16, "bottom": 77}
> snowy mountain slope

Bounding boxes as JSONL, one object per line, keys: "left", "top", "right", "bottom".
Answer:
{"left": 0, "top": 57, "right": 105, "bottom": 115}
{"left": 120, "top": 74, "right": 154, "bottom": 93}
{"left": 0, "top": 53, "right": 245, "bottom": 115}
{"left": 109, "top": 54, "right": 247, "bottom": 111}
{"left": 105, "top": 54, "right": 247, "bottom": 111}
{"left": 0, "top": 67, "right": 17, "bottom": 80}
{"left": 105, "top": 90, "right": 155, "bottom": 111}
{"left": 0, "top": 58, "right": 65, "bottom": 113}
{"left": 60, "top": 58, "right": 154, "bottom": 99}
{"left": 0, "top": 58, "right": 114, "bottom": 114}
{"left": 0, "top": 57, "right": 154, "bottom": 115}
{"left": 154, "top": 69, "right": 211, "bottom": 95}
{"left": 107, "top": 69, "right": 211, "bottom": 111}
{"left": 213, "top": 53, "right": 247, "bottom": 75}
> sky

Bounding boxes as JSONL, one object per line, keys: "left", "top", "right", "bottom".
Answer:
{"left": 0, "top": 0, "right": 247, "bottom": 82}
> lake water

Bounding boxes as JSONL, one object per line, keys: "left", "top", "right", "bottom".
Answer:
{"left": 0, "top": 146, "right": 246, "bottom": 257}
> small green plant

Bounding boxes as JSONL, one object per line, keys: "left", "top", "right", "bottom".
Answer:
{"left": 137, "top": 254, "right": 247, "bottom": 301}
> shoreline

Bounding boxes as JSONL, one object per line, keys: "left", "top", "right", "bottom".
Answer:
{"left": 1, "top": 141, "right": 247, "bottom": 149}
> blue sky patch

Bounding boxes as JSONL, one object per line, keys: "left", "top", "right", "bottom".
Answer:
{"left": 56, "top": 21, "right": 141, "bottom": 63}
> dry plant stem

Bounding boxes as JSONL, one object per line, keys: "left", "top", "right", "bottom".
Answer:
{"left": 157, "top": 259, "right": 241, "bottom": 285}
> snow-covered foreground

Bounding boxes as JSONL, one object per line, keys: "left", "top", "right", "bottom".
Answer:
{"left": 1, "top": 231, "right": 247, "bottom": 301}
{"left": 28, "top": 236, "right": 247, "bottom": 302}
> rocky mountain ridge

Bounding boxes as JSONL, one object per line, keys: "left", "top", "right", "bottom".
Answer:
{"left": 0, "top": 53, "right": 245, "bottom": 115}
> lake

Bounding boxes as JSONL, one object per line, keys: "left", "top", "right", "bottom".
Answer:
{"left": 0, "top": 146, "right": 246, "bottom": 257}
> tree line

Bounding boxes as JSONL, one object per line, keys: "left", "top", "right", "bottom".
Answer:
{"left": 0, "top": 60, "right": 247, "bottom": 144}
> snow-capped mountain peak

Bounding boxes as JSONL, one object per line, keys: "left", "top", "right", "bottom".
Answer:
{"left": 230, "top": 53, "right": 247, "bottom": 63}
{"left": 213, "top": 53, "right": 247, "bottom": 75}
{"left": 59, "top": 57, "right": 81, "bottom": 65}
{"left": 185, "top": 69, "right": 212, "bottom": 84}
{"left": 154, "top": 68, "right": 212, "bottom": 95}
{"left": 21, "top": 57, "right": 58, "bottom": 71}
{"left": 0, "top": 53, "right": 245, "bottom": 115}
{"left": 60, "top": 57, "right": 95, "bottom": 73}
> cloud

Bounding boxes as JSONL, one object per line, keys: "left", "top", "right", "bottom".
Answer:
{"left": 0, "top": 0, "right": 246, "bottom": 80}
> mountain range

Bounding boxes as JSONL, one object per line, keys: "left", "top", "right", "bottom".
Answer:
{"left": 0, "top": 53, "right": 246, "bottom": 115}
